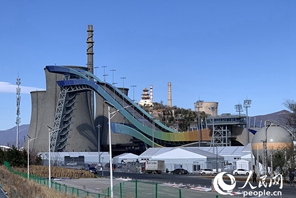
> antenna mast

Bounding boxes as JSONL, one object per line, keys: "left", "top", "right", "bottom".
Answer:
{"left": 16, "top": 75, "right": 21, "bottom": 149}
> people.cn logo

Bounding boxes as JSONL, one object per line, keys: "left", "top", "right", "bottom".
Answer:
{"left": 213, "top": 172, "right": 236, "bottom": 195}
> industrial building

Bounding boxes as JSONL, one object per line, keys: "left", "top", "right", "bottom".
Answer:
{"left": 26, "top": 25, "right": 253, "bottom": 157}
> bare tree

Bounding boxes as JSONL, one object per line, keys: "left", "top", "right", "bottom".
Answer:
{"left": 283, "top": 100, "right": 296, "bottom": 127}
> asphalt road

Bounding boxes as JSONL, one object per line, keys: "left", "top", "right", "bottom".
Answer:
{"left": 96, "top": 171, "right": 293, "bottom": 197}
{"left": 0, "top": 189, "right": 7, "bottom": 198}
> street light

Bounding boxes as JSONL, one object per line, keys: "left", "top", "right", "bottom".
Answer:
{"left": 110, "top": 69, "right": 116, "bottom": 85}
{"left": 263, "top": 120, "right": 271, "bottom": 175}
{"left": 130, "top": 85, "right": 136, "bottom": 102}
{"left": 47, "top": 126, "right": 59, "bottom": 189}
{"left": 152, "top": 118, "right": 155, "bottom": 148}
{"left": 120, "top": 77, "right": 126, "bottom": 106}
{"left": 131, "top": 85, "right": 137, "bottom": 118}
{"left": 105, "top": 102, "right": 131, "bottom": 198}
{"left": 244, "top": 99, "right": 251, "bottom": 143}
{"left": 209, "top": 106, "right": 216, "bottom": 149}
{"left": 235, "top": 103, "right": 243, "bottom": 117}
{"left": 27, "top": 135, "right": 37, "bottom": 179}
{"left": 97, "top": 125, "right": 101, "bottom": 165}
{"left": 195, "top": 100, "right": 203, "bottom": 147}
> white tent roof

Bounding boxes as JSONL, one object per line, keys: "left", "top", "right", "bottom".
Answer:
{"left": 113, "top": 153, "right": 139, "bottom": 164}
{"left": 151, "top": 148, "right": 207, "bottom": 159}
{"left": 114, "top": 153, "right": 138, "bottom": 159}
{"left": 182, "top": 147, "right": 222, "bottom": 158}
{"left": 241, "top": 153, "right": 252, "bottom": 159}
{"left": 199, "top": 146, "right": 247, "bottom": 156}
{"left": 236, "top": 159, "right": 249, "bottom": 163}
{"left": 139, "top": 147, "right": 173, "bottom": 159}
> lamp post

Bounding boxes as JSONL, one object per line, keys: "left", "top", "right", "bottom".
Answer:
{"left": 263, "top": 121, "right": 271, "bottom": 175}
{"left": 47, "top": 126, "right": 59, "bottom": 189}
{"left": 195, "top": 100, "right": 203, "bottom": 147}
{"left": 120, "top": 77, "right": 126, "bottom": 107}
{"left": 244, "top": 99, "right": 251, "bottom": 143}
{"left": 48, "top": 127, "right": 52, "bottom": 189}
{"left": 27, "top": 135, "right": 36, "bottom": 179}
{"left": 152, "top": 119, "right": 155, "bottom": 148}
{"left": 97, "top": 125, "right": 101, "bottom": 165}
{"left": 107, "top": 106, "right": 113, "bottom": 198}
{"left": 130, "top": 85, "right": 136, "bottom": 102}
{"left": 209, "top": 106, "right": 216, "bottom": 150}
{"left": 94, "top": 66, "right": 99, "bottom": 76}
{"left": 131, "top": 85, "right": 137, "bottom": 117}
{"left": 110, "top": 69, "right": 116, "bottom": 85}
{"left": 120, "top": 77, "right": 126, "bottom": 89}
{"left": 215, "top": 145, "right": 218, "bottom": 174}
{"left": 235, "top": 104, "right": 243, "bottom": 117}
{"left": 106, "top": 102, "right": 131, "bottom": 198}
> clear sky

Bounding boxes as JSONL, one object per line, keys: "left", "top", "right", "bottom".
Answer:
{"left": 0, "top": 1, "right": 295, "bottom": 130}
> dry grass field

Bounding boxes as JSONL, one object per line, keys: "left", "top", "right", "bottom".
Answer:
{"left": 0, "top": 165, "right": 96, "bottom": 198}
{"left": 14, "top": 165, "right": 96, "bottom": 179}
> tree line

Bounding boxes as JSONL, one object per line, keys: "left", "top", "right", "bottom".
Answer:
{"left": 0, "top": 146, "right": 42, "bottom": 167}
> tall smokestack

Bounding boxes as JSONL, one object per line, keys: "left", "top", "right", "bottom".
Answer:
{"left": 168, "top": 82, "right": 172, "bottom": 107}
{"left": 86, "top": 25, "right": 94, "bottom": 117}
{"left": 86, "top": 25, "right": 94, "bottom": 73}
{"left": 150, "top": 85, "right": 153, "bottom": 102}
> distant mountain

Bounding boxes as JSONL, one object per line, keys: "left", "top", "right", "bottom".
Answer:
{"left": 249, "top": 110, "right": 290, "bottom": 128}
{"left": 0, "top": 124, "right": 29, "bottom": 147}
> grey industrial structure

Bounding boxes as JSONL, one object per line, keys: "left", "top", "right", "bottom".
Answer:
{"left": 26, "top": 25, "right": 252, "bottom": 156}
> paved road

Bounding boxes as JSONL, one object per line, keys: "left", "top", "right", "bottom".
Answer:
{"left": 0, "top": 188, "right": 7, "bottom": 198}
{"left": 56, "top": 177, "right": 233, "bottom": 198}
{"left": 96, "top": 171, "right": 291, "bottom": 197}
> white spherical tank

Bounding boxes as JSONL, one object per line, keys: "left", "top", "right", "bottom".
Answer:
{"left": 251, "top": 123, "right": 293, "bottom": 166}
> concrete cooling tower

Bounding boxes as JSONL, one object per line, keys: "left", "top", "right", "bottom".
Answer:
{"left": 196, "top": 102, "right": 218, "bottom": 116}
{"left": 27, "top": 66, "right": 97, "bottom": 152}
{"left": 95, "top": 87, "right": 133, "bottom": 151}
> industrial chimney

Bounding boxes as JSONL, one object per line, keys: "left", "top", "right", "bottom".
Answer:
{"left": 86, "top": 25, "right": 94, "bottom": 116}
{"left": 168, "top": 82, "right": 172, "bottom": 107}
{"left": 86, "top": 25, "right": 94, "bottom": 73}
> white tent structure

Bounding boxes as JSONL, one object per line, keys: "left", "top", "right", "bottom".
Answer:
{"left": 236, "top": 159, "right": 250, "bottom": 170}
{"left": 113, "top": 153, "right": 139, "bottom": 164}
{"left": 150, "top": 148, "right": 208, "bottom": 173}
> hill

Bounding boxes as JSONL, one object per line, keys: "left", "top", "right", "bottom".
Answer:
{"left": 0, "top": 124, "right": 29, "bottom": 147}
{"left": 249, "top": 110, "right": 290, "bottom": 128}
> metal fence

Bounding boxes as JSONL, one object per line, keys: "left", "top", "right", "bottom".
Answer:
{"left": 3, "top": 161, "right": 215, "bottom": 198}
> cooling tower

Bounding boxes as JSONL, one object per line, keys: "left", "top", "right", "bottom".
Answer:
{"left": 27, "top": 67, "right": 97, "bottom": 152}
{"left": 197, "top": 102, "right": 218, "bottom": 116}
{"left": 168, "top": 82, "right": 172, "bottom": 107}
{"left": 95, "top": 88, "right": 133, "bottom": 149}
{"left": 26, "top": 91, "right": 46, "bottom": 151}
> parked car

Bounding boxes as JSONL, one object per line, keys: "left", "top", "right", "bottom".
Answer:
{"left": 171, "top": 168, "right": 189, "bottom": 175}
{"left": 199, "top": 169, "right": 215, "bottom": 175}
{"left": 88, "top": 167, "right": 97, "bottom": 174}
{"left": 233, "top": 169, "right": 249, "bottom": 175}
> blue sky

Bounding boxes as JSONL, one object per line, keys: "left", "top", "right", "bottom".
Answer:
{"left": 0, "top": 1, "right": 295, "bottom": 130}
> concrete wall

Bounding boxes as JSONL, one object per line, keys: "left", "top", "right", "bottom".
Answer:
{"left": 27, "top": 66, "right": 97, "bottom": 152}
{"left": 94, "top": 91, "right": 133, "bottom": 147}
